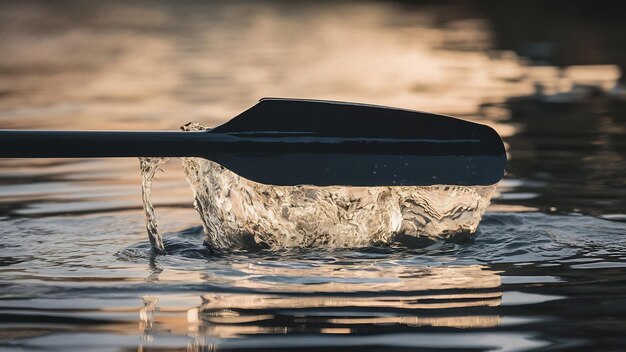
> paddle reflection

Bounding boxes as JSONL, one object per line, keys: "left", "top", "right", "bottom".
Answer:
{"left": 138, "top": 264, "right": 502, "bottom": 348}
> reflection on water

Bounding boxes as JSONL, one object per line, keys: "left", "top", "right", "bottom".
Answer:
{"left": 139, "top": 264, "right": 502, "bottom": 345}
{"left": 1, "top": 0, "right": 626, "bottom": 351}
{"left": 2, "top": 211, "right": 626, "bottom": 350}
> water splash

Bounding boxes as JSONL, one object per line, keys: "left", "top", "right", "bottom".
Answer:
{"left": 140, "top": 123, "right": 496, "bottom": 252}
{"left": 139, "top": 157, "right": 169, "bottom": 253}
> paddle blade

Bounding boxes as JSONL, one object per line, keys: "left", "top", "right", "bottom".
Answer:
{"left": 205, "top": 98, "right": 506, "bottom": 187}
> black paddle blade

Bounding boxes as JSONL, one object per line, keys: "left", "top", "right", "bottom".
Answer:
{"left": 204, "top": 98, "right": 506, "bottom": 187}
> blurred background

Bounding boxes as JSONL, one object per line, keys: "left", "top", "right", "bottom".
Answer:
{"left": 2, "top": 2, "right": 626, "bottom": 351}
{"left": 0, "top": 0, "right": 625, "bottom": 217}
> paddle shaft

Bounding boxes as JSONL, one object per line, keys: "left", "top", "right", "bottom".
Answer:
{"left": 0, "top": 130, "right": 487, "bottom": 158}
{"left": 0, "top": 130, "right": 214, "bottom": 158}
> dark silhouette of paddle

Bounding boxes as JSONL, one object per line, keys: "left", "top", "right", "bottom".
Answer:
{"left": 0, "top": 98, "right": 506, "bottom": 186}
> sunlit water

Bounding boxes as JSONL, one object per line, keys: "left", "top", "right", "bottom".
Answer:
{"left": 1, "top": 1, "right": 626, "bottom": 351}
{"left": 2, "top": 211, "right": 625, "bottom": 351}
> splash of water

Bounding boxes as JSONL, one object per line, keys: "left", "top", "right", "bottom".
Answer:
{"left": 140, "top": 123, "right": 496, "bottom": 252}
{"left": 139, "top": 157, "right": 169, "bottom": 253}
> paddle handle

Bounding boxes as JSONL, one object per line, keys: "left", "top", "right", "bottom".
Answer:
{"left": 0, "top": 130, "right": 212, "bottom": 158}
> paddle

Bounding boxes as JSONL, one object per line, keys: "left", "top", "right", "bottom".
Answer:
{"left": 0, "top": 98, "right": 506, "bottom": 186}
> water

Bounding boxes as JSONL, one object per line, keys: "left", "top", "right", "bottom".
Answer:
{"left": 1, "top": 1, "right": 626, "bottom": 351}
{"left": 2, "top": 212, "right": 625, "bottom": 351}
{"left": 179, "top": 154, "right": 495, "bottom": 250}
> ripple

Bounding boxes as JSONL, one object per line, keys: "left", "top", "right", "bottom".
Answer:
{"left": 2, "top": 211, "right": 626, "bottom": 352}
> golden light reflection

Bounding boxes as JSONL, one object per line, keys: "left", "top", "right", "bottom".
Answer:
{"left": 135, "top": 264, "right": 502, "bottom": 346}
{"left": 222, "top": 263, "right": 500, "bottom": 293}
{"left": 0, "top": 1, "right": 621, "bottom": 219}
{"left": 1, "top": 2, "right": 620, "bottom": 131}
{"left": 327, "top": 316, "right": 501, "bottom": 329}
{"left": 198, "top": 291, "right": 502, "bottom": 311}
